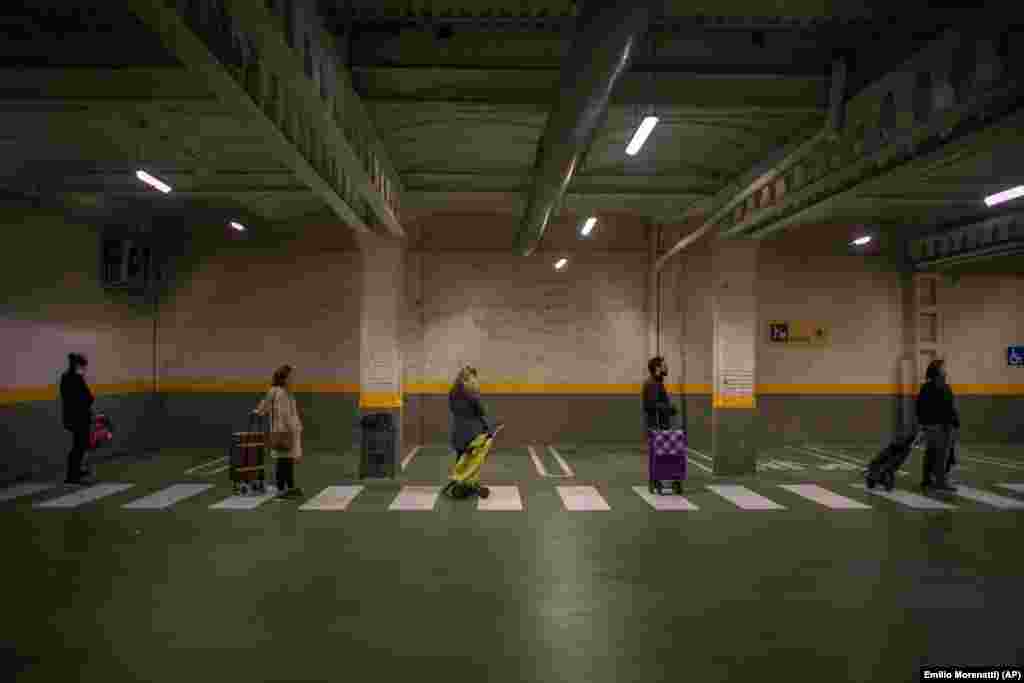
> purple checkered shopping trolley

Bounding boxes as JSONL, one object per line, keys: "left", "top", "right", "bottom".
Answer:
{"left": 648, "top": 428, "right": 688, "bottom": 495}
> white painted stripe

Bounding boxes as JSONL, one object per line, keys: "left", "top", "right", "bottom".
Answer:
{"left": 209, "top": 486, "right": 279, "bottom": 510}
{"left": 683, "top": 448, "right": 713, "bottom": 472}
{"left": 789, "top": 445, "right": 864, "bottom": 468}
{"left": 388, "top": 486, "right": 440, "bottom": 511}
{"left": 685, "top": 457, "right": 713, "bottom": 473}
{"left": 477, "top": 485, "right": 523, "bottom": 511}
{"left": 557, "top": 485, "right": 611, "bottom": 511}
{"left": 779, "top": 484, "right": 871, "bottom": 510}
{"left": 957, "top": 450, "right": 1024, "bottom": 470}
{"left": 299, "top": 486, "right": 364, "bottom": 511}
{"left": 547, "top": 447, "right": 575, "bottom": 477}
{"left": 400, "top": 446, "right": 422, "bottom": 472}
{"left": 950, "top": 485, "right": 1024, "bottom": 510}
{"left": 184, "top": 456, "right": 228, "bottom": 475}
{"left": 707, "top": 485, "right": 786, "bottom": 510}
{"left": 997, "top": 483, "right": 1024, "bottom": 494}
{"left": 123, "top": 484, "right": 213, "bottom": 509}
{"left": 850, "top": 484, "right": 957, "bottom": 509}
{"left": 206, "top": 464, "right": 230, "bottom": 475}
{"left": 686, "top": 447, "right": 713, "bottom": 460}
{"left": 0, "top": 481, "right": 60, "bottom": 503}
{"left": 34, "top": 483, "right": 135, "bottom": 508}
{"left": 632, "top": 486, "right": 699, "bottom": 511}
{"left": 528, "top": 446, "right": 549, "bottom": 477}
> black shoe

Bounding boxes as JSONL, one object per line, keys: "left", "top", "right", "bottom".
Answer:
{"left": 478, "top": 486, "right": 490, "bottom": 499}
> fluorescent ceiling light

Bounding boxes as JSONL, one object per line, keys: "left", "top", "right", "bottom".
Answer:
{"left": 230, "top": 221, "right": 246, "bottom": 232}
{"left": 554, "top": 258, "right": 568, "bottom": 271}
{"left": 626, "top": 116, "right": 659, "bottom": 156}
{"left": 984, "top": 185, "right": 1024, "bottom": 207}
{"left": 580, "top": 216, "right": 597, "bottom": 236}
{"left": 851, "top": 236, "right": 872, "bottom": 246}
{"left": 136, "top": 169, "right": 171, "bottom": 193}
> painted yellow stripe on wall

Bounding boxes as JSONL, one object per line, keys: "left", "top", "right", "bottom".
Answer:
{"left": 713, "top": 394, "right": 757, "bottom": 409}
{"left": 359, "top": 392, "right": 403, "bottom": 409}
{"left": 3, "top": 382, "right": 1024, "bottom": 405}
{"left": 0, "top": 381, "right": 153, "bottom": 405}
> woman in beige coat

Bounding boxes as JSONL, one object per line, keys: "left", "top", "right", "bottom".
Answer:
{"left": 253, "top": 364, "right": 304, "bottom": 498}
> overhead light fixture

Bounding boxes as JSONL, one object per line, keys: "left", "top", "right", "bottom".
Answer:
{"left": 554, "top": 258, "right": 568, "bottom": 271}
{"left": 851, "top": 235, "right": 872, "bottom": 246}
{"left": 580, "top": 216, "right": 597, "bottom": 236}
{"left": 626, "top": 116, "right": 659, "bottom": 156}
{"left": 136, "top": 169, "right": 171, "bottom": 194}
{"left": 230, "top": 220, "right": 246, "bottom": 232}
{"left": 984, "top": 185, "right": 1024, "bottom": 207}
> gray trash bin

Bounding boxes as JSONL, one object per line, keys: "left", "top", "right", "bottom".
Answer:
{"left": 360, "top": 413, "right": 396, "bottom": 479}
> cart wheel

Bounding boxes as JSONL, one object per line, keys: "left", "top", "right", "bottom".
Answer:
{"left": 255, "top": 481, "right": 265, "bottom": 493}
{"left": 238, "top": 483, "right": 250, "bottom": 496}
{"left": 884, "top": 473, "right": 895, "bottom": 491}
{"left": 865, "top": 475, "right": 876, "bottom": 489}
{"left": 672, "top": 481, "right": 683, "bottom": 495}
{"left": 654, "top": 481, "right": 663, "bottom": 495}
{"left": 648, "top": 481, "right": 656, "bottom": 495}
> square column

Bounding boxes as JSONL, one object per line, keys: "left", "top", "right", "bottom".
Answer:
{"left": 356, "top": 232, "right": 405, "bottom": 477}
{"left": 711, "top": 239, "right": 759, "bottom": 476}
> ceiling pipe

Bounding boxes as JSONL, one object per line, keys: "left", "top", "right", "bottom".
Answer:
{"left": 654, "top": 56, "right": 847, "bottom": 272}
{"left": 513, "top": 0, "right": 661, "bottom": 257}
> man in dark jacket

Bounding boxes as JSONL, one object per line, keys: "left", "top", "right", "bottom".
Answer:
{"left": 916, "top": 359, "right": 960, "bottom": 492}
{"left": 60, "top": 353, "right": 94, "bottom": 485}
{"left": 643, "top": 356, "right": 677, "bottom": 431}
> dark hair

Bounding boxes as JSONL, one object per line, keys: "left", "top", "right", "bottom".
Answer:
{"left": 271, "top": 364, "right": 293, "bottom": 387}
{"left": 925, "top": 359, "right": 945, "bottom": 381}
{"left": 648, "top": 356, "right": 665, "bottom": 376}
{"left": 68, "top": 353, "right": 88, "bottom": 370}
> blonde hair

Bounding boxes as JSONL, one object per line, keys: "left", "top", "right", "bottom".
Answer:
{"left": 453, "top": 365, "right": 479, "bottom": 393}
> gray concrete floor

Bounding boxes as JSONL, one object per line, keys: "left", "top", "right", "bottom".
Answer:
{"left": 3, "top": 442, "right": 1023, "bottom": 682}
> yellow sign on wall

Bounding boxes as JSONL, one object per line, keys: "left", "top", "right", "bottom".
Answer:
{"left": 767, "top": 321, "right": 830, "bottom": 347}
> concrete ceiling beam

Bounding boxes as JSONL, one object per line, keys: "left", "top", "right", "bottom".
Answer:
{"left": 126, "top": 0, "right": 404, "bottom": 237}
{"left": 656, "top": 26, "right": 1024, "bottom": 269}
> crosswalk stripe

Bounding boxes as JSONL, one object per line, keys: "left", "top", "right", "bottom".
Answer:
{"left": 997, "top": 483, "right": 1024, "bottom": 494}
{"left": 0, "top": 481, "right": 60, "bottom": 503}
{"left": 299, "top": 486, "right": 364, "bottom": 511}
{"left": 632, "top": 486, "right": 699, "bottom": 510}
{"left": 389, "top": 486, "right": 440, "bottom": 511}
{"left": 477, "top": 486, "right": 523, "bottom": 511}
{"left": 34, "top": 483, "right": 135, "bottom": 508}
{"left": 123, "top": 484, "right": 213, "bottom": 509}
{"left": 850, "top": 484, "right": 956, "bottom": 509}
{"left": 210, "top": 486, "right": 279, "bottom": 509}
{"left": 707, "top": 485, "right": 786, "bottom": 510}
{"left": 950, "top": 485, "right": 1024, "bottom": 510}
{"left": 778, "top": 484, "right": 871, "bottom": 510}
{"left": 557, "top": 485, "right": 610, "bottom": 511}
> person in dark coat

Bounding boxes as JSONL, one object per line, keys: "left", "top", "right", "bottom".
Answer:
{"left": 448, "top": 365, "right": 495, "bottom": 499}
{"left": 916, "top": 359, "right": 960, "bottom": 492}
{"left": 60, "top": 353, "right": 95, "bottom": 485}
{"left": 643, "top": 356, "right": 677, "bottom": 431}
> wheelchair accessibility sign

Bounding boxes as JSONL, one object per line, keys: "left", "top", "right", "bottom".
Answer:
{"left": 1010, "top": 346, "right": 1024, "bottom": 367}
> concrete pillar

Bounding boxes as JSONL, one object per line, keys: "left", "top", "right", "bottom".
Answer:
{"left": 647, "top": 221, "right": 660, "bottom": 360}
{"left": 356, "top": 232, "right": 405, "bottom": 477}
{"left": 711, "top": 238, "right": 759, "bottom": 476}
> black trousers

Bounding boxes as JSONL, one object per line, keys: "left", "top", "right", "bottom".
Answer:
{"left": 66, "top": 426, "right": 90, "bottom": 482}
{"left": 275, "top": 457, "right": 296, "bottom": 491}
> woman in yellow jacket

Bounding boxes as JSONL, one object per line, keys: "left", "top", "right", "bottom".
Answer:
{"left": 253, "top": 364, "right": 304, "bottom": 499}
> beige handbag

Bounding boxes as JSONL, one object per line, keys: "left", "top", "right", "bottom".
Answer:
{"left": 266, "top": 390, "right": 294, "bottom": 452}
